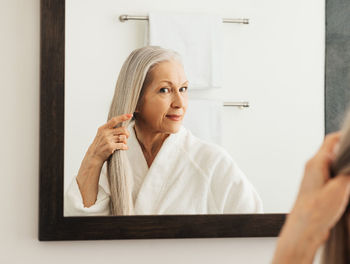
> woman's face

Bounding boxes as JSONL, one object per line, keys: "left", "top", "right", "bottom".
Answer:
{"left": 136, "top": 59, "right": 188, "bottom": 134}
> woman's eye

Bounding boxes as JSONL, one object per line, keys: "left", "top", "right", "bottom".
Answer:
{"left": 159, "top": 87, "right": 170, "bottom": 93}
{"left": 179, "top": 87, "right": 188, "bottom": 92}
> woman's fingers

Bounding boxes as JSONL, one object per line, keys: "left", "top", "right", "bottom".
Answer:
{"left": 89, "top": 114, "right": 132, "bottom": 163}
{"left": 102, "top": 141, "right": 128, "bottom": 155}
{"left": 114, "top": 143, "right": 128, "bottom": 150}
{"left": 302, "top": 153, "right": 334, "bottom": 191}
{"left": 104, "top": 134, "right": 128, "bottom": 149}
{"left": 312, "top": 132, "right": 341, "bottom": 171}
{"left": 319, "top": 132, "right": 341, "bottom": 155}
{"left": 299, "top": 132, "right": 342, "bottom": 194}
{"left": 98, "top": 126, "right": 129, "bottom": 139}
{"left": 111, "top": 127, "right": 130, "bottom": 138}
{"left": 111, "top": 135, "right": 127, "bottom": 144}
{"left": 102, "top": 113, "right": 133, "bottom": 129}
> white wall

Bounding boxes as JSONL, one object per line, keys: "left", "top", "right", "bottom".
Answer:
{"left": 1, "top": 0, "right": 326, "bottom": 263}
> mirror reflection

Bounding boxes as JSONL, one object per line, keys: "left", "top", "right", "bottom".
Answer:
{"left": 65, "top": 46, "right": 263, "bottom": 216}
{"left": 64, "top": 0, "right": 324, "bottom": 216}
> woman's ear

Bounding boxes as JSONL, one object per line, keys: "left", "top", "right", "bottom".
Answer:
{"left": 133, "top": 106, "right": 140, "bottom": 120}
{"left": 134, "top": 97, "right": 144, "bottom": 114}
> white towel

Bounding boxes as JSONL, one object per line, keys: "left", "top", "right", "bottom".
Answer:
{"left": 182, "top": 99, "right": 223, "bottom": 145}
{"left": 147, "top": 12, "right": 223, "bottom": 90}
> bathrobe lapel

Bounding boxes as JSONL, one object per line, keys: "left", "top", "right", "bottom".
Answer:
{"left": 126, "top": 122, "right": 184, "bottom": 214}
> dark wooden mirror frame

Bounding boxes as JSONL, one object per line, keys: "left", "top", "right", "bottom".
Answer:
{"left": 39, "top": 0, "right": 339, "bottom": 241}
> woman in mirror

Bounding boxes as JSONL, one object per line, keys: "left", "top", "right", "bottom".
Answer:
{"left": 273, "top": 110, "right": 350, "bottom": 263}
{"left": 64, "top": 46, "right": 263, "bottom": 216}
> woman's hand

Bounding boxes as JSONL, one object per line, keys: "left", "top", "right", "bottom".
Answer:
{"left": 76, "top": 113, "right": 132, "bottom": 207}
{"left": 86, "top": 113, "right": 132, "bottom": 165}
{"left": 273, "top": 132, "right": 350, "bottom": 264}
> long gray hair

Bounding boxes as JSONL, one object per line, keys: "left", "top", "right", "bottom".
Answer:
{"left": 107, "top": 46, "right": 181, "bottom": 215}
{"left": 322, "top": 109, "right": 350, "bottom": 263}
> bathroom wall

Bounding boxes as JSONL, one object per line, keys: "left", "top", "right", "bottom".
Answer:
{"left": 0, "top": 0, "right": 324, "bottom": 263}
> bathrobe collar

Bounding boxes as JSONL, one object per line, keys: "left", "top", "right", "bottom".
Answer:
{"left": 127, "top": 120, "right": 186, "bottom": 213}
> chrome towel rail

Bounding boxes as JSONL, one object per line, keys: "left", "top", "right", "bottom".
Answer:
{"left": 119, "top": 15, "right": 249, "bottom": 24}
{"left": 223, "top": 102, "right": 250, "bottom": 108}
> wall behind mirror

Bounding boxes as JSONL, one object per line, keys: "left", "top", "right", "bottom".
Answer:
{"left": 64, "top": 0, "right": 324, "bottom": 214}
{"left": 326, "top": 0, "right": 350, "bottom": 133}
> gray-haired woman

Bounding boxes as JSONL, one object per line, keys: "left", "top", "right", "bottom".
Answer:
{"left": 65, "top": 46, "right": 263, "bottom": 216}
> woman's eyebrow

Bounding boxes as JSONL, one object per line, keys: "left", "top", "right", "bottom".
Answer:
{"left": 159, "top": 80, "right": 189, "bottom": 85}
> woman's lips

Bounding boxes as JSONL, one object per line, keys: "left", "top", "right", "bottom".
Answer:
{"left": 166, "top": 115, "right": 182, "bottom": 121}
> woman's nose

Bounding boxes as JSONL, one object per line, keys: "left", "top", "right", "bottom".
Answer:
{"left": 171, "top": 91, "right": 185, "bottom": 108}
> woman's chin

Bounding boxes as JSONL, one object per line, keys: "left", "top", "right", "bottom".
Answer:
{"left": 165, "top": 123, "right": 182, "bottom": 134}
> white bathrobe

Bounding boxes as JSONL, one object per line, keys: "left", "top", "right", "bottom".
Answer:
{"left": 65, "top": 122, "right": 263, "bottom": 216}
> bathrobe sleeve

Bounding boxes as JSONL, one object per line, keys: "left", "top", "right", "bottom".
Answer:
{"left": 208, "top": 149, "right": 263, "bottom": 214}
{"left": 64, "top": 165, "right": 111, "bottom": 216}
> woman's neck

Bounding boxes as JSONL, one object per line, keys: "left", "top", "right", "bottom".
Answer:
{"left": 134, "top": 121, "right": 169, "bottom": 167}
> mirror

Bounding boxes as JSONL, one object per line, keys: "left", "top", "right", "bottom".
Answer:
{"left": 41, "top": 0, "right": 349, "bottom": 240}
{"left": 64, "top": 0, "right": 324, "bottom": 216}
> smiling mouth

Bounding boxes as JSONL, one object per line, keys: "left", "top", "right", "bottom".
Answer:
{"left": 166, "top": 115, "right": 182, "bottom": 121}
